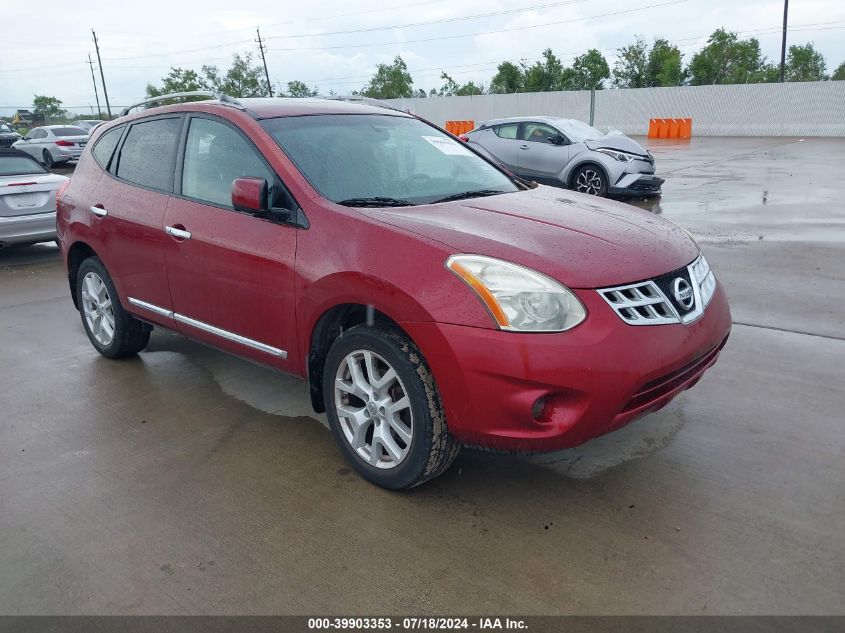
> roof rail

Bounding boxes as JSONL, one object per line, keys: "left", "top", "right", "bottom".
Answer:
{"left": 120, "top": 91, "right": 243, "bottom": 117}
{"left": 323, "top": 95, "right": 405, "bottom": 113}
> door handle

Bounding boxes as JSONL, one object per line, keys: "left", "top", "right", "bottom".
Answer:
{"left": 90, "top": 205, "right": 108, "bottom": 217}
{"left": 165, "top": 225, "right": 192, "bottom": 240}
{"left": 519, "top": 144, "right": 529, "bottom": 150}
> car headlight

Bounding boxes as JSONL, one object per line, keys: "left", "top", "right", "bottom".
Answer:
{"left": 446, "top": 255, "right": 586, "bottom": 332}
{"left": 690, "top": 254, "right": 717, "bottom": 307}
{"left": 595, "top": 148, "right": 638, "bottom": 162}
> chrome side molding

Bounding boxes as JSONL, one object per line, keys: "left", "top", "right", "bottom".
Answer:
{"left": 127, "top": 297, "right": 287, "bottom": 359}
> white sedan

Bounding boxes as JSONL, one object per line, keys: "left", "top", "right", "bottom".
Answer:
{"left": 12, "top": 125, "right": 89, "bottom": 168}
{"left": 0, "top": 149, "right": 69, "bottom": 248}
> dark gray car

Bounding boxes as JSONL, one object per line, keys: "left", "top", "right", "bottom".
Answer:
{"left": 0, "top": 121, "right": 21, "bottom": 149}
{"left": 463, "top": 116, "right": 663, "bottom": 197}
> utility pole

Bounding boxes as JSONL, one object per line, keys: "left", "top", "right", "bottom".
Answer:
{"left": 92, "top": 30, "right": 112, "bottom": 117}
{"left": 779, "top": 0, "right": 789, "bottom": 82}
{"left": 256, "top": 28, "right": 273, "bottom": 97}
{"left": 86, "top": 54, "right": 102, "bottom": 118}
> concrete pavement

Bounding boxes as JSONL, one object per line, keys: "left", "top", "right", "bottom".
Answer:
{"left": 0, "top": 137, "right": 843, "bottom": 614}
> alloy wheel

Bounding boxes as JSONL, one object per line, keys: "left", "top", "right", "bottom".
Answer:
{"left": 575, "top": 169, "right": 603, "bottom": 195}
{"left": 334, "top": 349, "right": 413, "bottom": 469}
{"left": 80, "top": 271, "right": 115, "bottom": 346}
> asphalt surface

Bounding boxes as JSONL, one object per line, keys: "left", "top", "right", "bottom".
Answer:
{"left": 1, "top": 137, "right": 843, "bottom": 615}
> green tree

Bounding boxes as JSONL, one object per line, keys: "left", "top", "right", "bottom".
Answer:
{"left": 285, "top": 80, "right": 319, "bottom": 97}
{"left": 203, "top": 53, "right": 270, "bottom": 97}
{"left": 32, "top": 95, "right": 65, "bottom": 120}
{"left": 437, "top": 72, "right": 484, "bottom": 96}
{"left": 612, "top": 37, "right": 649, "bottom": 88}
{"left": 145, "top": 67, "right": 207, "bottom": 98}
{"left": 688, "top": 28, "right": 772, "bottom": 85}
{"left": 521, "top": 49, "right": 568, "bottom": 92}
{"left": 785, "top": 43, "right": 827, "bottom": 82}
{"left": 489, "top": 61, "right": 523, "bottom": 94}
{"left": 648, "top": 38, "right": 684, "bottom": 86}
{"left": 832, "top": 61, "right": 845, "bottom": 80}
{"left": 567, "top": 49, "right": 610, "bottom": 90}
{"left": 362, "top": 56, "right": 413, "bottom": 99}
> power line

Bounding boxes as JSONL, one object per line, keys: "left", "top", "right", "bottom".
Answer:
{"left": 266, "top": 0, "right": 693, "bottom": 51}
{"left": 263, "top": 0, "right": 594, "bottom": 41}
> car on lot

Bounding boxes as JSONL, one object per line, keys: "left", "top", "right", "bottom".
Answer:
{"left": 0, "top": 148, "right": 68, "bottom": 248}
{"left": 462, "top": 116, "right": 664, "bottom": 197}
{"left": 56, "top": 93, "right": 730, "bottom": 489}
{"left": 72, "top": 119, "right": 107, "bottom": 132}
{"left": 13, "top": 125, "right": 89, "bottom": 168}
{"left": 1, "top": 121, "right": 22, "bottom": 148}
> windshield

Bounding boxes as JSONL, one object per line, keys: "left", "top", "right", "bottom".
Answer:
{"left": 0, "top": 122, "right": 15, "bottom": 133}
{"left": 0, "top": 155, "right": 47, "bottom": 176}
{"left": 556, "top": 119, "right": 605, "bottom": 142}
{"left": 52, "top": 127, "right": 87, "bottom": 137}
{"left": 261, "top": 114, "right": 518, "bottom": 205}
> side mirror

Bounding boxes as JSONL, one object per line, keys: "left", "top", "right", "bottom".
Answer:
{"left": 232, "top": 177, "right": 269, "bottom": 213}
{"left": 22, "top": 136, "right": 30, "bottom": 141}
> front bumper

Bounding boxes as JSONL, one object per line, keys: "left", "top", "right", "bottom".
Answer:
{"left": 402, "top": 283, "right": 731, "bottom": 452}
{"left": 0, "top": 211, "right": 57, "bottom": 246}
{"left": 610, "top": 173, "right": 665, "bottom": 197}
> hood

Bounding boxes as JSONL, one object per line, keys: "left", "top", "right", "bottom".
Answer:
{"left": 360, "top": 186, "right": 698, "bottom": 288}
{"left": 585, "top": 134, "right": 649, "bottom": 157}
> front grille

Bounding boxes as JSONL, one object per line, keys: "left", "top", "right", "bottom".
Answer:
{"left": 0, "top": 137, "right": 16, "bottom": 148}
{"left": 599, "top": 255, "right": 716, "bottom": 326}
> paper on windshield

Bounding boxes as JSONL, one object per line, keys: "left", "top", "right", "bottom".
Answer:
{"left": 422, "top": 135, "right": 473, "bottom": 156}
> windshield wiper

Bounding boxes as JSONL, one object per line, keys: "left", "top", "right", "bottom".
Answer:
{"left": 337, "top": 197, "right": 416, "bottom": 207}
{"left": 430, "top": 189, "right": 509, "bottom": 204}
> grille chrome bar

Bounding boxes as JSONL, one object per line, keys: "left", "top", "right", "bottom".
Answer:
{"left": 598, "top": 254, "right": 716, "bottom": 327}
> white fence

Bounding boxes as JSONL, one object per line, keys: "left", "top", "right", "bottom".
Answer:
{"left": 386, "top": 81, "right": 845, "bottom": 137}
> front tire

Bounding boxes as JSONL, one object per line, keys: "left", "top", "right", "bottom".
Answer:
{"left": 323, "top": 325, "right": 459, "bottom": 489}
{"left": 572, "top": 164, "right": 608, "bottom": 196}
{"left": 76, "top": 257, "right": 151, "bottom": 358}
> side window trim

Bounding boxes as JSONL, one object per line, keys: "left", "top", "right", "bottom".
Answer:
{"left": 175, "top": 113, "right": 303, "bottom": 223}
{"left": 111, "top": 113, "right": 184, "bottom": 194}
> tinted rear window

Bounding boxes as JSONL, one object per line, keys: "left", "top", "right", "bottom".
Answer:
{"left": 0, "top": 154, "right": 47, "bottom": 176}
{"left": 92, "top": 125, "right": 124, "bottom": 169}
{"left": 52, "top": 127, "right": 88, "bottom": 137}
{"left": 115, "top": 118, "right": 181, "bottom": 191}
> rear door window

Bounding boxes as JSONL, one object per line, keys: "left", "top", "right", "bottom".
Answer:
{"left": 92, "top": 125, "right": 124, "bottom": 170}
{"left": 115, "top": 117, "right": 181, "bottom": 192}
{"left": 493, "top": 123, "right": 519, "bottom": 139}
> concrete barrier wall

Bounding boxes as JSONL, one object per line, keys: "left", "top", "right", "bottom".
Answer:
{"left": 386, "top": 81, "right": 845, "bottom": 137}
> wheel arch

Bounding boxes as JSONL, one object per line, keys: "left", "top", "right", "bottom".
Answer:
{"left": 66, "top": 241, "right": 100, "bottom": 309}
{"left": 567, "top": 160, "right": 610, "bottom": 189}
{"left": 306, "top": 303, "right": 415, "bottom": 414}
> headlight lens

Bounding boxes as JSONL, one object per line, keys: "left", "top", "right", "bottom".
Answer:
{"left": 595, "top": 148, "right": 638, "bottom": 162}
{"left": 446, "top": 255, "right": 587, "bottom": 332}
{"left": 690, "top": 254, "right": 717, "bottom": 307}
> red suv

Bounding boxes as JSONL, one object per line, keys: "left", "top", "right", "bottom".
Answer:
{"left": 56, "top": 94, "right": 731, "bottom": 489}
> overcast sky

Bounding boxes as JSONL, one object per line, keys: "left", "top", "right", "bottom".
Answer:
{"left": 2, "top": 0, "right": 844, "bottom": 116}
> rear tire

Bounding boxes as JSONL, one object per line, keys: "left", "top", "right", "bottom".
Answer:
{"left": 323, "top": 325, "right": 460, "bottom": 489}
{"left": 572, "top": 164, "right": 608, "bottom": 196}
{"left": 42, "top": 149, "right": 54, "bottom": 169}
{"left": 76, "top": 257, "right": 151, "bottom": 358}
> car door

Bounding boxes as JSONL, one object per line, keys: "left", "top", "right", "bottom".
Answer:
{"left": 475, "top": 122, "right": 522, "bottom": 173}
{"left": 163, "top": 114, "right": 299, "bottom": 371}
{"left": 87, "top": 116, "right": 182, "bottom": 328}
{"left": 517, "top": 122, "right": 572, "bottom": 184}
{"left": 20, "top": 128, "right": 45, "bottom": 160}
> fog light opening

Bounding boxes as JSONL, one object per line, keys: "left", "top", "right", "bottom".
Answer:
{"left": 531, "top": 396, "right": 547, "bottom": 421}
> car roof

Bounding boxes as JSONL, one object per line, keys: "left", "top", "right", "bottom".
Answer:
{"left": 481, "top": 116, "right": 590, "bottom": 128}
{"left": 42, "top": 124, "right": 87, "bottom": 130}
